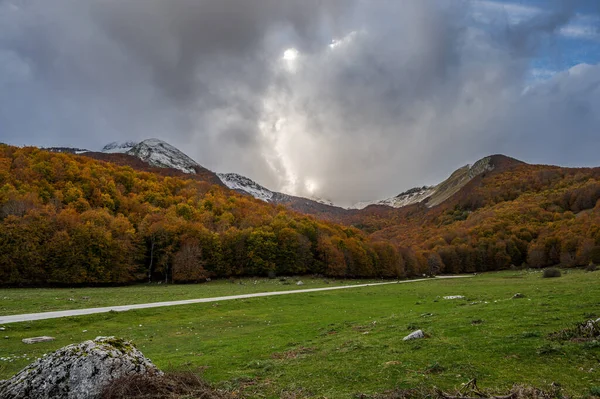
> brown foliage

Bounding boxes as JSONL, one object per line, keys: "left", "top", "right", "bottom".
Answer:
{"left": 101, "top": 372, "right": 233, "bottom": 399}
{"left": 0, "top": 144, "right": 412, "bottom": 285}
{"left": 4, "top": 143, "right": 600, "bottom": 286}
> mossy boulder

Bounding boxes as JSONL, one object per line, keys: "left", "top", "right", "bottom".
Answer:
{"left": 0, "top": 336, "right": 162, "bottom": 399}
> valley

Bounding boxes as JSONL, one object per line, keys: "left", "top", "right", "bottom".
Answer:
{"left": 2, "top": 2, "right": 599, "bottom": 396}
{"left": 1, "top": 270, "right": 598, "bottom": 398}
{"left": 1, "top": 142, "right": 600, "bottom": 397}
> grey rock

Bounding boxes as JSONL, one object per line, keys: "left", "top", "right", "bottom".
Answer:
{"left": 584, "top": 319, "right": 600, "bottom": 335}
{"left": 443, "top": 295, "right": 465, "bottom": 300}
{"left": 403, "top": 329, "right": 425, "bottom": 341}
{"left": 22, "top": 336, "right": 55, "bottom": 344}
{"left": 296, "top": 281, "right": 304, "bottom": 286}
{"left": 0, "top": 336, "right": 162, "bottom": 399}
{"left": 512, "top": 293, "right": 526, "bottom": 299}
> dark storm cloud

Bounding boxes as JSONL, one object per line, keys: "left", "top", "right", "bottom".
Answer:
{"left": 0, "top": 0, "right": 598, "bottom": 205}
{"left": 0, "top": 0, "right": 350, "bottom": 188}
{"left": 91, "top": 0, "right": 347, "bottom": 103}
{"left": 261, "top": 0, "right": 594, "bottom": 203}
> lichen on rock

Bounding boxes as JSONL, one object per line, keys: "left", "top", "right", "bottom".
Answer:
{"left": 0, "top": 336, "right": 162, "bottom": 399}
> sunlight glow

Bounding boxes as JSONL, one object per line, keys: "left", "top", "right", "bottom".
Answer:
{"left": 282, "top": 48, "right": 298, "bottom": 61}
{"left": 305, "top": 179, "right": 318, "bottom": 195}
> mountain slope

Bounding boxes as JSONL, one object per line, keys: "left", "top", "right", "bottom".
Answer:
{"left": 102, "top": 139, "right": 201, "bottom": 174}
{"left": 353, "top": 186, "right": 436, "bottom": 209}
{"left": 367, "top": 161, "right": 600, "bottom": 272}
{"left": 101, "top": 142, "right": 138, "bottom": 153}
{"left": 217, "top": 172, "right": 349, "bottom": 216}
{"left": 91, "top": 139, "right": 223, "bottom": 186}
{"left": 352, "top": 155, "right": 523, "bottom": 210}
{"left": 96, "top": 140, "right": 347, "bottom": 215}
{"left": 217, "top": 173, "right": 275, "bottom": 202}
{"left": 126, "top": 139, "right": 201, "bottom": 174}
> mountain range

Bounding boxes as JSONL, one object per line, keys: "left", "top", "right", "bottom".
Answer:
{"left": 73, "top": 138, "right": 521, "bottom": 214}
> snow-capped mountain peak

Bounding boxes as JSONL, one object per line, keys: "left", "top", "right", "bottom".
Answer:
{"left": 217, "top": 173, "right": 274, "bottom": 202}
{"left": 101, "top": 139, "right": 200, "bottom": 174}
{"left": 351, "top": 156, "right": 501, "bottom": 210}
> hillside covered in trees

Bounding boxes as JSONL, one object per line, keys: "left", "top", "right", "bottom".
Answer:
{"left": 358, "top": 161, "right": 600, "bottom": 274}
{"left": 1, "top": 144, "right": 600, "bottom": 286}
{"left": 0, "top": 145, "right": 410, "bottom": 286}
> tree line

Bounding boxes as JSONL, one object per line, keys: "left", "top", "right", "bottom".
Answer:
{"left": 2, "top": 144, "right": 600, "bottom": 287}
{"left": 0, "top": 145, "right": 420, "bottom": 286}
{"left": 369, "top": 164, "right": 600, "bottom": 273}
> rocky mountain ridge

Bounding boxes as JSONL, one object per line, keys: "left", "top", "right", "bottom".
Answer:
{"left": 351, "top": 155, "right": 519, "bottom": 210}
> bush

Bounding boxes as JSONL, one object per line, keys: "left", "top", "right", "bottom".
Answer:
{"left": 549, "top": 319, "right": 600, "bottom": 341}
{"left": 542, "top": 267, "right": 561, "bottom": 278}
{"left": 101, "top": 372, "right": 232, "bottom": 399}
{"left": 586, "top": 263, "right": 598, "bottom": 272}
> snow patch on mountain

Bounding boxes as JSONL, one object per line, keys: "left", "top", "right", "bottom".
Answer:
{"left": 127, "top": 139, "right": 200, "bottom": 174}
{"left": 101, "top": 141, "right": 138, "bottom": 153}
{"left": 217, "top": 173, "right": 274, "bottom": 202}
{"left": 102, "top": 139, "right": 200, "bottom": 174}
{"left": 352, "top": 186, "right": 435, "bottom": 209}
{"left": 312, "top": 197, "right": 335, "bottom": 206}
{"left": 45, "top": 147, "right": 91, "bottom": 155}
{"left": 352, "top": 157, "right": 496, "bottom": 210}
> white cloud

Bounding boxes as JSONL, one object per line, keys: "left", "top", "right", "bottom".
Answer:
{"left": 560, "top": 24, "right": 599, "bottom": 39}
{"left": 473, "top": 1, "right": 599, "bottom": 40}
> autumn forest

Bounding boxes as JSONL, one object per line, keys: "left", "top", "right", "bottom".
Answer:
{"left": 1, "top": 145, "right": 600, "bottom": 287}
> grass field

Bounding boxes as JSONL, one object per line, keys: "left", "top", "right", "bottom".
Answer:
{"left": 1, "top": 270, "right": 599, "bottom": 398}
{"left": 0, "top": 277, "right": 380, "bottom": 316}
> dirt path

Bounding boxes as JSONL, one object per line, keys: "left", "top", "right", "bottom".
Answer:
{"left": 0, "top": 275, "right": 472, "bottom": 324}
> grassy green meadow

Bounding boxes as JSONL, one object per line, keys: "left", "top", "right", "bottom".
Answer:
{"left": 1, "top": 270, "right": 599, "bottom": 398}
{"left": 0, "top": 277, "right": 379, "bottom": 316}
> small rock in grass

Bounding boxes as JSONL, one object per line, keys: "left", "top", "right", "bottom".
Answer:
{"left": 22, "top": 336, "right": 55, "bottom": 344}
{"left": 403, "top": 330, "right": 424, "bottom": 341}
{"left": 513, "top": 293, "right": 526, "bottom": 299}
{"left": 443, "top": 295, "right": 465, "bottom": 300}
{"left": 0, "top": 327, "right": 5, "bottom": 331}
{"left": 296, "top": 281, "right": 304, "bottom": 286}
